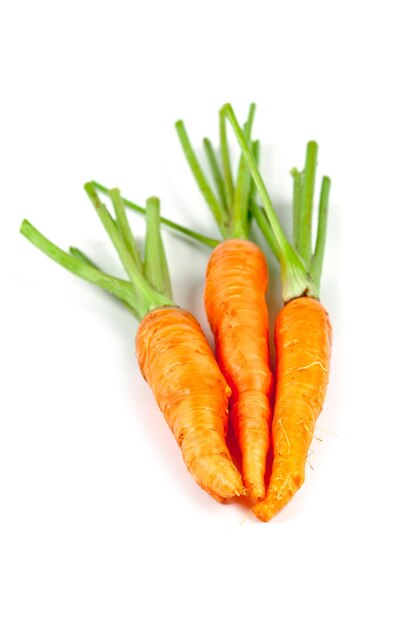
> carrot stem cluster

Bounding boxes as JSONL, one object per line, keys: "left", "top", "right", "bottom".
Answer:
{"left": 20, "top": 186, "right": 176, "bottom": 320}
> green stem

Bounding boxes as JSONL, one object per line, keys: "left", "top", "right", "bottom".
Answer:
{"left": 291, "top": 168, "right": 302, "bottom": 245}
{"left": 69, "top": 246, "right": 141, "bottom": 318}
{"left": 231, "top": 103, "right": 256, "bottom": 239}
{"left": 108, "top": 188, "right": 143, "bottom": 271}
{"left": 69, "top": 246, "right": 101, "bottom": 269}
{"left": 219, "top": 107, "right": 234, "bottom": 214}
{"left": 203, "top": 138, "right": 227, "bottom": 211}
{"left": 249, "top": 200, "right": 281, "bottom": 260}
{"left": 20, "top": 220, "right": 141, "bottom": 317}
{"left": 144, "top": 197, "right": 173, "bottom": 299}
{"left": 84, "top": 183, "right": 174, "bottom": 315}
{"left": 92, "top": 182, "right": 219, "bottom": 249}
{"left": 175, "top": 121, "right": 229, "bottom": 238}
{"left": 295, "top": 141, "right": 318, "bottom": 263}
{"left": 311, "top": 176, "right": 331, "bottom": 287}
{"left": 222, "top": 103, "right": 311, "bottom": 301}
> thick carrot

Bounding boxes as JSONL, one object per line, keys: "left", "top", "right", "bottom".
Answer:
{"left": 253, "top": 298, "right": 332, "bottom": 521}
{"left": 21, "top": 188, "right": 246, "bottom": 503}
{"left": 205, "top": 239, "right": 272, "bottom": 499}
{"left": 137, "top": 307, "right": 245, "bottom": 501}
{"left": 175, "top": 108, "right": 273, "bottom": 500}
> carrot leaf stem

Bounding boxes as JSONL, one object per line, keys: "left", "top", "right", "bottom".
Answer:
{"left": 291, "top": 168, "right": 302, "bottom": 245}
{"left": 203, "top": 138, "right": 227, "bottom": 211}
{"left": 20, "top": 220, "right": 141, "bottom": 317}
{"left": 69, "top": 246, "right": 142, "bottom": 317}
{"left": 144, "top": 197, "right": 173, "bottom": 299}
{"left": 84, "top": 182, "right": 174, "bottom": 316}
{"left": 69, "top": 246, "right": 101, "bottom": 269}
{"left": 311, "top": 176, "right": 331, "bottom": 287}
{"left": 295, "top": 141, "right": 318, "bottom": 263}
{"left": 222, "top": 103, "right": 312, "bottom": 301}
{"left": 92, "top": 182, "right": 219, "bottom": 249}
{"left": 231, "top": 103, "right": 256, "bottom": 239}
{"left": 108, "top": 188, "right": 143, "bottom": 271}
{"left": 219, "top": 107, "right": 235, "bottom": 214}
{"left": 175, "top": 121, "right": 229, "bottom": 238}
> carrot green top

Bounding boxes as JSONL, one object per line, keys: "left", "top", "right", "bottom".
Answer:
{"left": 175, "top": 104, "right": 258, "bottom": 241}
{"left": 20, "top": 185, "right": 178, "bottom": 320}
{"left": 82, "top": 102, "right": 330, "bottom": 304}
{"left": 221, "top": 104, "right": 331, "bottom": 303}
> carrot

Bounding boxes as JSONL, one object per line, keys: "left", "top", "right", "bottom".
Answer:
{"left": 255, "top": 298, "right": 331, "bottom": 520}
{"left": 175, "top": 106, "right": 273, "bottom": 500}
{"left": 205, "top": 239, "right": 271, "bottom": 500}
{"left": 20, "top": 186, "right": 245, "bottom": 502}
{"left": 224, "top": 104, "right": 332, "bottom": 520}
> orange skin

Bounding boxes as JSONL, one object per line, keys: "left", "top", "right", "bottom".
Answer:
{"left": 136, "top": 307, "right": 246, "bottom": 502}
{"left": 205, "top": 239, "right": 273, "bottom": 500}
{"left": 253, "top": 297, "right": 332, "bottom": 522}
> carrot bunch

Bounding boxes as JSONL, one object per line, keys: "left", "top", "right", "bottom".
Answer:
{"left": 96, "top": 105, "right": 333, "bottom": 520}
{"left": 21, "top": 103, "right": 333, "bottom": 522}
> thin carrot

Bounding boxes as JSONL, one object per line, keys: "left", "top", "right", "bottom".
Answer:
{"left": 175, "top": 106, "right": 273, "bottom": 500}
{"left": 204, "top": 239, "right": 271, "bottom": 500}
{"left": 224, "top": 104, "right": 332, "bottom": 520}
{"left": 257, "top": 297, "right": 332, "bottom": 520}
{"left": 20, "top": 187, "right": 245, "bottom": 502}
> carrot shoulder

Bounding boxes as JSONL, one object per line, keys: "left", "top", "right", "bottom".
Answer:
{"left": 137, "top": 307, "right": 246, "bottom": 501}
{"left": 253, "top": 297, "right": 332, "bottom": 521}
{"left": 205, "top": 239, "right": 272, "bottom": 500}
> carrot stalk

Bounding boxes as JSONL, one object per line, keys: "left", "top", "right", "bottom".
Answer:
{"left": 231, "top": 103, "right": 256, "bottom": 239}
{"left": 108, "top": 187, "right": 143, "bottom": 271}
{"left": 69, "top": 246, "right": 140, "bottom": 317}
{"left": 92, "top": 181, "right": 220, "bottom": 249}
{"left": 84, "top": 182, "right": 173, "bottom": 316}
{"left": 175, "top": 121, "right": 229, "bottom": 237}
{"left": 219, "top": 107, "right": 235, "bottom": 213}
{"left": 203, "top": 137, "right": 228, "bottom": 212}
{"left": 295, "top": 141, "right": 318, "bottom": 263}
{"left": 311, "top": 176, "right": 331, "bottom": 287}
{"left": 144, "top": 197, "right": 173, "bottom": 298}
{"left": 291, "top": 168, "right": 302, "bottom": 245}
{"left": 20, "top": 220, "right": 140, "bottom": 317}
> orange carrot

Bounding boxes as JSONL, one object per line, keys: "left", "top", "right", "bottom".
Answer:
{"left": 175, "top": 110, "right": 273, "bottom": 500}
{"left": 224, "top": 104, "right": 333, "bottom": 520}
{"left": 137, "top": 307, "right": 245, "bottom": 501}
{"left": 205, "top": 239, "right": 272, "bottom": 500}
{"left": 21, "top": 188, "right": 245, "bottom": 503}
{"left": 253, "top": 298, "right": 332, "bottom": 520}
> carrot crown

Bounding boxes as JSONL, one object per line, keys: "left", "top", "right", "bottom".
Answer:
{"left": 175, "top": 104, "right": 259, "bottom": 241}
{"left": 20, "top": 186, "right": 177, "bottom": 320}
{"left": 222, "top": 104, "right": 331, "bottom": 302}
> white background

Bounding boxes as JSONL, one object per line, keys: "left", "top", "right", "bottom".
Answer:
{"left": 1, "top": 1, "right": 416, "bottom": 624}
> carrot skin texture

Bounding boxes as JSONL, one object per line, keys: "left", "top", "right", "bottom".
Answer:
{"left": 253, "top": 297, "right": 332, "bottom": 521}
{"left": 205, "top": 240, "right": 273, "bottom": 500}
{"left": 136, "top": 307, "right": 246, "bottom": 501}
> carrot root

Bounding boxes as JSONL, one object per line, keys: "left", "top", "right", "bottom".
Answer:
{"left": 136, "top": 307, "right": 247, "bottom": 501}
{"left": 205, "top": 239, "right": 273, "bottom": 500}
{"left": 253, "top": 297, "right": 332, "bottom": 521}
